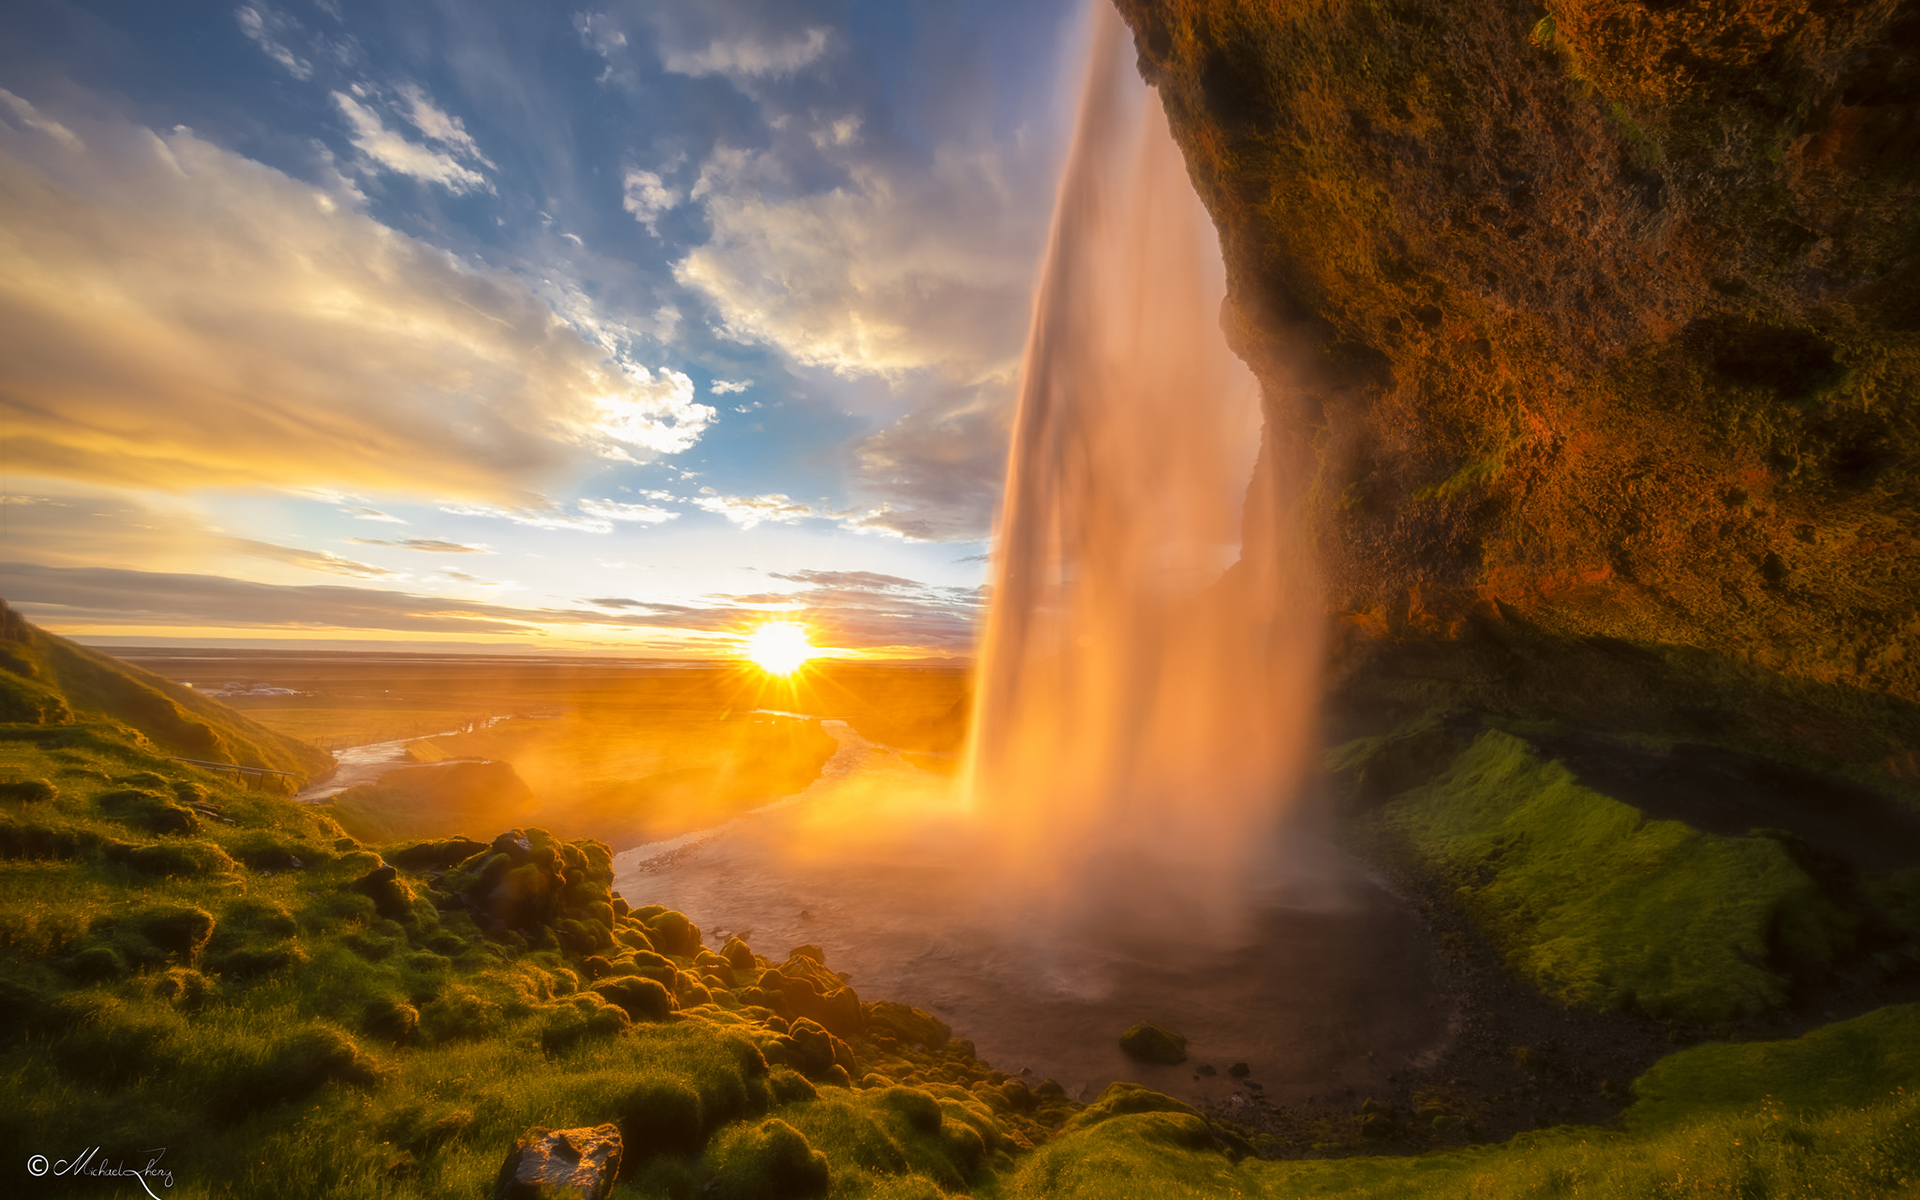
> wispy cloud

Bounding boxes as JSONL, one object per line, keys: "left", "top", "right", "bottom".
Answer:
{"left": 0, "top": 98, "right": 710, "bottom": 497}
{"left": 661, "top": 26, "right": 831, "bottom": 80}
{"left": 332, "top": 90, "right": 489, "bottom": 192}
{"left": 225, "top": 538, "right": 394, "bottom": 578}
{"left": 578, "top": 497, "right": 679, "bottom": 525}
{"left": 235, "top": 5, "right": 314, "bottom": 80}
{"left": 3, "top": 561, "right": 980, "bottom": 653}
{"left": 439, "top": 503, "right": 618, "bottom": 534}
{"left": 0, "top": 89, "right": 83, "bottom": 153}
{"left": 621, "top": 168, "right": 679, "bottom": 235}
{"left": 342, "top": 506, "right": 407, "bottom": 524}
{"left": 692, "top": 492, "right": 815, "bottom": 530}
{"left": 709, "top": 379, "right": 752, "bottom": 394}
{"left": 395, "top": 83, "right": 494, "bottom": 168}
{"left": 345, "top": 537, "right": 492, "bottom": 554}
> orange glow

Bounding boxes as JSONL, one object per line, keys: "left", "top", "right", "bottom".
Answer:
{"left": 741, "top": 622, "right": 816, "bottom": 675}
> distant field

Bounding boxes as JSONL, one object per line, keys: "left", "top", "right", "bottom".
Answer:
{"left": 119, "top": 651, "right": 972, "bottom": 847}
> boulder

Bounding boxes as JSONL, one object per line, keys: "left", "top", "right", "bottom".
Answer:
{"left": 491, "top": 1125, "right": 622, "bottom": 1200}
{"left": 1119, "top": 1021, "right": 1188, "bottom": 1065}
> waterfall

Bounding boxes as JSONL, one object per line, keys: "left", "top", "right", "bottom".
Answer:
{"left": 966, "top": 0, "right": 1321, "bottom": 948}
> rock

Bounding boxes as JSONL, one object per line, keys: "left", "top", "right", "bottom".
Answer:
{"left": 592, "top": 976, "right": 675, "bottom": 1021}
{"left": 386, "top": 836, "right": 488, "bottom": 871}
{"left": 862, "top": 1000, "right": 950, "bottom": 1051}
{"left": 491, "top": 1125, "right": 622, "bottom": 1200}
{"left": 1119, "top": 1021, "right": 1188, "bottom": 1065}
{"left": 350, "top": 863, "right": 416, "bottom": 923}
{"left": 1196, "top": 1062, "right": 1217, "bottom": 1077}
{"left": 722, "top": 935, "right": 756, "bottom": 971}
{"left": 783, "top": 1017, "right": 857, "bottom": 1080}
{"left": 1361, "top": 1112, "right": 1396, "bottom": 1139}
{"left": 1227, "top": 1061, "right": 1251, "bottom": 1079}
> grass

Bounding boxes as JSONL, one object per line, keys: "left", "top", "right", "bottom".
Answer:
{"left": 1007, "top": 1006, "right": 1920, "bottom": 1199}
{"left": 11, "top": 621, "right": 1920, "bottom": 1198}
{"left": 1345, "top": 726, "right": 1850, "bottom": 1020}
{"left": 0, "top": 708, "right": 1069, "bottom": 1197}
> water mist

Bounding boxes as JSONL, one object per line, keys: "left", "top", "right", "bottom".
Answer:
{"left": 967, "top": 0, "right": 1322, "bottom": 948}
{"left": 612, "top": 4, "right": 1433, "bottom": 1102}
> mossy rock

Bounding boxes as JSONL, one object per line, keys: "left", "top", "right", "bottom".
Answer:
{"left": 95, "top": 788, "right": 201, "bottom": 836}
{"left": 537, "top": 993, "right": 631, "bottom": 1051}
{"left": 151, "top": 967, "right": 213, "bottom": 1008}
{"left": 362, "top": 996, "right": 420, "bottom": 1044}
{"left": 101, "top": 838, "right": 238, "bottom": 878}
{"left": 593, "top": 975, "right": 675, "bottom": 1021}
{"left": 1119, "top": 1021, "right": 1189, "bottom": 1065}
{"left": 647, "top": 909, "right": 703, "bottom": 956}
{"left": 223, "top": 1024, "right": 381, "bottom": 1115}
{"left": 1067, "top": 1082, "right": 1202, "bottom": 1132}
{"left": 133, "top": 904, "right": 215, "bottom": 963}
{"left": 864, "top": 1000, "right": 951, "bottom": 1051}
{"left": 722, "top": 935, "right": 757, "bottom": 971}
{"left": 705, "top": 1118, "right": 830, "bottom": 1200}
{"left": 620, "top": 1078, "right": 709, "bottom": 1159}
{"left": 385, "top": 836, "right": 488, "bottom": 871}
{"left": 877, "top": 1085, "right": 945, "bottom": 1134}
{"left": 0, "top": 817, "right": 95, "bottom": 861}
{"left": 0, "top": 777, "right": 56, "bottom": 803}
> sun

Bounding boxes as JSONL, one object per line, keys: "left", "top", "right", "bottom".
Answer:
{"left": 741, "top": 622, "right": 816, "bottom": 675}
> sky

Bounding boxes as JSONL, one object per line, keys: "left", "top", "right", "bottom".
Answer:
{"left": 0, "top": 0, "right": 1089, "bottom": 659}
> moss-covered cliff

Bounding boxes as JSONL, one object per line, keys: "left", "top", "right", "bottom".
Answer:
{"left": 1116, "top": 0, "right": 1920, "bottom": 764}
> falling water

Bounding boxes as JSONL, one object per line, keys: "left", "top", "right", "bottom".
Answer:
{"left": 967, "top": 1, "right": 1322, "bottom": 948}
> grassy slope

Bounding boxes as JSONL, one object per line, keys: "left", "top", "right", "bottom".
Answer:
{"left": 7, "top": 621, "right": 1920, "bottom": 1198}
{"left": 1373, "top": 727, "right": 1847, "bottom": 1020}
{"left": 0, "top": 601, "right": 329, "bottom": 780}
{"left": 1330, "top": 714, "right": 1920, "bottom": 1024}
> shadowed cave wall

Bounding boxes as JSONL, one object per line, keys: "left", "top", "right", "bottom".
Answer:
{"left": 1113, "top": 0, "right": 1920, "bottom": 777}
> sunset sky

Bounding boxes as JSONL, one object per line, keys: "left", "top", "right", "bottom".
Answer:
{"left": 0, "top": 0, "right": 1088, "bottom": 657}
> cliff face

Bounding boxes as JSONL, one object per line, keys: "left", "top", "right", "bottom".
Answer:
{"left": 1115, "top": 1, "right": 1920, "bottom": 724}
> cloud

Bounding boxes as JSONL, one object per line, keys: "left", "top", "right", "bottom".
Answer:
{"left": 439, "top": 502, "right": 616, "bottom": 534}
{"left": 342, "top": 506, "right": 407, "bottom": 524}
{"left": 395, "top": 83, "right": 494, "bottom": 168}
{"left": 236, "top": 5, "right": 314, "bottom": 80}
{"left": 345, "top": 537, "right": 492, "bottom": 554}
{"left": 332, "top": 91, "right": 489, "bottom": 192}
{"left": 3, "top": 561, "right": 539, "bottom": 635}
{"left": 673, "top": 144, "right": 1039, "bottom": 378}
{"left": 661, "top": 26, "right": 830, "bottom": 80}
{"left": 0, "top": 100, "right": 710, "bottom": 497}
{"left": 770, "top": 569, "right": 916, "bottom": 590}
{"left": 1, "top": 561, "right": 979, "bottom": 653}
{"left": 621, "top": 169, "right": 679, "bottom": 235}
{"left": 578, "top": 497, "right": 679, "bottom": 525}
{"left": 692, "top": 492, "right": 815, "bottom": 529}
{"left": 0, "top": 90, "right": 83, "bottom": 153}
{"left": 573, "top": 12, "right": 628, "bottom": 57}
{"left": 709, "top": 379, "right": 751, "bottom": 394}
{"left": 843, "top": 380, "right": 1013, "bottom": 541}
{"left": 225, "top": 538, "right": 394, "bottom": 578}
{"left": 590, "top": 366, "right": 713, "bottom": 453}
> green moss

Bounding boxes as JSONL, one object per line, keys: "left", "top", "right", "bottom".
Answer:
{"left": 1118, "top": 1022, "right": 1189, "bottom": 1065}
{"left": 1628, "top": 1003, "right": 1920, "bottom": 1132}
{"left": 704, "top": 1118, "right": 830, "bottom": 1200}
{"left": 1010, "top": 1006, "right": 1920, "bottom": 1199}
{"left": 1378, "top": 729, "right": 1844, "bottom": 1019}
